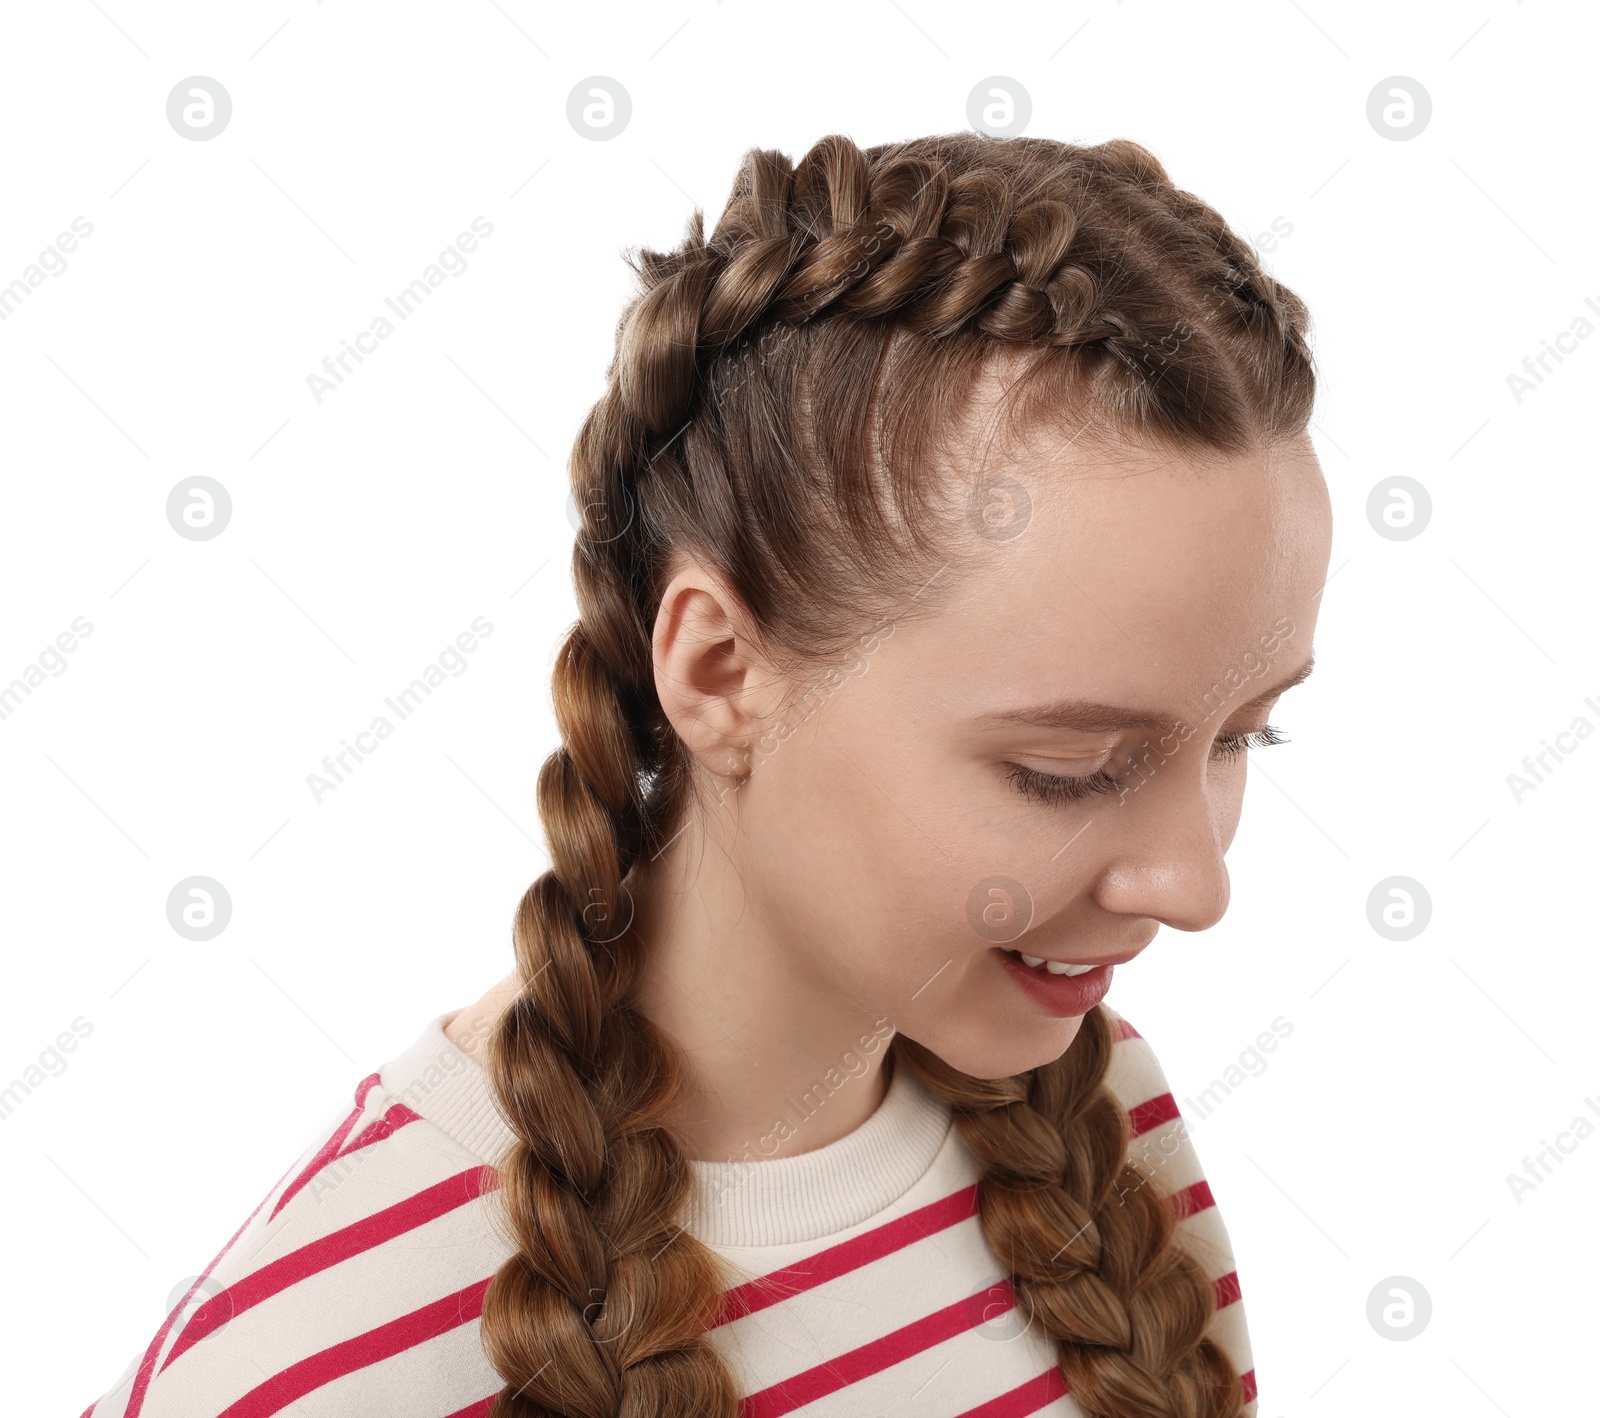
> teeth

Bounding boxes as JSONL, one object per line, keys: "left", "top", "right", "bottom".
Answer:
{"left": 1002, "top": 947, "right": 1097, "bottom": 977}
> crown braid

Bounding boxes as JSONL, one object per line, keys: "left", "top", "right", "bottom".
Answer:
{"left": 482, "top": 130, "right": 1310, "bottom": 1417}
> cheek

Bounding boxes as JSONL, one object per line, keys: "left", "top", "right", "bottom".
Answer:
{"left": 742, "top": 734, "right": 994, "bottom": 991}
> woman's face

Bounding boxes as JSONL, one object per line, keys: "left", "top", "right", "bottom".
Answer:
{"left": 650, "top": 422, "right": 1333, "bottom": 1082}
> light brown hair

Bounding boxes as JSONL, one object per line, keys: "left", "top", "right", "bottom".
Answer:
{"left": 480, "top": 130, "right": 1314, "bottom": 1417}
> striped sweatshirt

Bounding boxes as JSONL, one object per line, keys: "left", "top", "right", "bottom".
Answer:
{"left": 82, "top": 1004, "right": 1257, "bottom": 1418}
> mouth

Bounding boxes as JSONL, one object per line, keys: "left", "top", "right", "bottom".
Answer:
{"left": 992, "top": 946, "right": 1137, "bottom": 1017}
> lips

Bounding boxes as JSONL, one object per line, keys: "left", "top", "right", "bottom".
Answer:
{"left": 993, "top": 947, "right": 1119, "bottom": 1017}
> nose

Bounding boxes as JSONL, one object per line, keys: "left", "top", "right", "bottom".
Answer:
{"left": 1089, "top": 782, "right": 1232, "bottom": 933}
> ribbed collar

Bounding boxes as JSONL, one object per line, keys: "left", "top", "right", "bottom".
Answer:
{"left": 678, "top": 1047, "right": 953, "bottom": 1246}
{"left": 381, "top": 1012, "right": 953, "bottom": 1249}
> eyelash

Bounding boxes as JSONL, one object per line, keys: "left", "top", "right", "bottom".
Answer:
{"left": 1004, "top": 726, "right": 1289, "bottom": 807}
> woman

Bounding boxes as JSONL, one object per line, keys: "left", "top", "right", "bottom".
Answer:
{"left": 85, "top": 130, "right": 1330, "bottom": 1418}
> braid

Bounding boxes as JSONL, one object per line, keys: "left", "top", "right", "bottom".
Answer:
{"left": 482, "top": 130, "right": 1310, "bottom": 1416}
{"left": 895, "top": 1009, "right": 1243, "bottom": 1417}
{"left": 482, "top": 617, "right": 740, "bottom": 1416}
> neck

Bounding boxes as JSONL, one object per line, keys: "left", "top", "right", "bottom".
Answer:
{"left": 445, "top": 852, "right": 897, "bottom": 1165}
{"left": 625, "top": 840, "right": 896, "bottom": 1163}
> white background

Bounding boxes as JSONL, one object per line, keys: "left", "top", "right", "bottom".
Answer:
{"left": 3, "top": 1, "right": 1595, "bottom": 1413}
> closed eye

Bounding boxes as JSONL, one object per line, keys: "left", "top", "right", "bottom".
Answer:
{"left": 1004, "top": 762, "right": 1121, "bottom": 806}
{"left": 1004, "top": 725, "right": 1289, "bottom": 807}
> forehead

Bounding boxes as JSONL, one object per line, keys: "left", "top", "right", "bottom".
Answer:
{"left": 909, "top": 436, "right": 1330, "bottom": 712}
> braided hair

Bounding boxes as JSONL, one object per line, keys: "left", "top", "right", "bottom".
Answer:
{"left": 480, "top": 131, "right": 1314, "bottom": 1417}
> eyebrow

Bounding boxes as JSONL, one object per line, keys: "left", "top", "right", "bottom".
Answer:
{"left": 969, "top": 654, "right": 1315, "bottom": 734}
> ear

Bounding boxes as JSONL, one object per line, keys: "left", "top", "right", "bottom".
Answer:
{"left": 651, "top": 559, "right": 781, "bottom": 783}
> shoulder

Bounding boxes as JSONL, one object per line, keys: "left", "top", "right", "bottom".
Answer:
{"left": 1093, "top": 1002, "right": 1212, "bottom": 1217}
{"left": 1097, "top": 1003, "right": 1186, "bottom": 1144}
{"left": 81, "top": 1024, "right": 514, "bottom": 1418}
{"left": 1095, "top": 1003, "right": 1258, "bottom": 1413}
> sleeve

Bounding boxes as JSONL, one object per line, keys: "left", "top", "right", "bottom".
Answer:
{"left": 1098, "top": 1005, "right": 1258, "bottom": 1416}
{"left": 78, "top": 1071, "right": 393, "bottom": 1418}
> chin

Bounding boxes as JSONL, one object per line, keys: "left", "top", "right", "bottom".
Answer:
{"left": 905, "top": 1013, "right": 1088, "bottom": 1082}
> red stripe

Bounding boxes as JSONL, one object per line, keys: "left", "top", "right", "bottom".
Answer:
{"left": 269, "top": 1073, "right": 386, "bottom": 1221}
{"left": 1242, "top": 1367, "right": 1257, "bottom": 1404}
{"left": 1214, "top": 1269, "right": 1242, "bottom": 1310}
{"left": 955, "top": 1366, "right": 1070, "bottom": 1417}
{"left": 1168, "top": 1178, "right": 1216, "bottom": 1220}
{"left": 216, "top": 1276, "right": 492, "bottom": 1418}
{"left": 716, "top": 1183, "right": 981, "bottom": 1325}
{"left": 1127, "top": 1091, "right": 1181, "bottom": 1139}
{"left": 337, "top": 1101, "right": 423, "bottom": 1158}
{"left": 739, "top": 1279, "right": 1014, "bottom": 1418}
{"left": 1109, "top": 1014, "right": 1143, "bottom": 1042}
{"left": 161, "top": 1166, "right": 493, "bottom": 1370}
{"left": 78, "top": 1406, "right": 97, "bottom": 1418}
